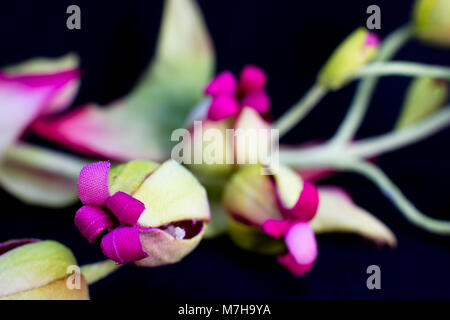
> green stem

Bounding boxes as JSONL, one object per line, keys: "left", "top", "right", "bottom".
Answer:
{"left": 330, "top": 25, "right": 413, "bottom": 145}
{"left": 80, "top": 260, "right": 122, "bottom": 285}
{"left": 337, "top": 160, "right": 450, "bottom": 235}
{"left": 354, "top": 62, "right": 450, "bottom": 79}
{"left": 274, "top": 83, "right": 327, "bottom": 138}
{"left": 347, "top": 107, "right": 450, "bottom": 158}
{"left": 279, "top": 106, "right": 450, "bottom": 166}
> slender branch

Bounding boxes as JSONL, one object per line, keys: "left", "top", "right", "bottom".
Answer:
{"left": 279, "top": 106, "right": 450, "bottom": 167}
{"left": 80, "top": 259, "right": 122, "bottom": 285}
{"left": 273, "top": 83, "right": 327, "bottom": 138}
{"left": 336, "top": 160, "right": 450, "bottom": 235}
{"left": 347, "top": 107, "right": 450, "bottom": 158}
{"left": 354, "top": 62, "right": 450, "bottom": 80}
{"left": 330, "top": 25, "right": 413, "bottom": 145}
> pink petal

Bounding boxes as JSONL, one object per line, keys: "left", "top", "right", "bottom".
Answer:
{"left": 0, "top": 70, "right": 79, "bottom": 156}
{"left": 240, "top": 91, "right": 270, "bottom": 114}
{"left": 106, "top": 191, "right": 146, "bottom": 226}
{"left": 101, "top": 227, "right": 148, "bottom": 264}
{"left": 204, "top": 71, "right": 237, "bottom": 96}
{"left": 277, "top": 252, "right": 315, "bottom": 277}
{"left": 282, "top": 181, "right": 319, "bottom": 221}
{"left": 365, "top": 32, "right": 380, "bottom": 48}
{"left": 238, "top": 65, "right": 267, "bottom": 94}
{"left": 75, "top": 205, "right": 117, "bottom": 243}
{"left": 284, "top": 222, "right": 317, "bottom": 266}
{"left": 262, "top": 219, "right": 291, "bottom": 238}
{"left": 207, "top": 95, "right": 241, "bottom": 121}
{"left": 77, "top": 161, "right": 111, "bottom": 206}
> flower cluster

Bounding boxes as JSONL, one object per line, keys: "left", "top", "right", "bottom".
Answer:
{"left": 205, "top": 65, "right": 270, "bottom": 121}
{"left": 75, "top": 160, "right": 210, "bottom": 266}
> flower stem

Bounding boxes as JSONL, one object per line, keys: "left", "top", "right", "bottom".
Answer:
{"left": 330, "top": 25, "right": 413, "bottom": 146}
{"left": 80, "top": 259, "right": 122, "bottom": 285}
{"left": 347, "top": 107, "right": 450, "bottom": 158}
{"left": 274, "top": 83, "right": 327, "bottom": 138}
{"left": 354, "top": 62, "right": 450, "bottom": 79}
{"left": 279, "top": 107, "right": 450, "bottom": 166}
{"left": 336, "top": 160, "right": 450, "bottom": 235}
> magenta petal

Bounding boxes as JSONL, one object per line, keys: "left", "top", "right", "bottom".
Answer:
{"left": 262, "top": 219, "right": 291, "bottom": 238}
{"left": 106, "top": 191, "right": 145, "bottom": 226}
{"left": 284, "top": 222, "right": 317, "bottom": 266}
{"left": 207, "top": 95, "right": 241, "bottom": 121}
{"left": 364, "top": 32, "right": 380, "bottom": 48}
{"left": 238, "top": 65, "right": 267, "bottom": 94}
{"left": 101, "top": 227, "right": 148, "bottom": 264}
{"left": 240, "top": 91, "right": 270, "bottom": 114}
{"left": 283, "top": 181, "right": 319, "bottom": 221}
{"left": 277, "top": 252, "right": 315, "bottom": 277}
{"left": 77, "top": 161, "right": 111, "bottom": 206}
{"left": 74, "top": 205, "right": 116, "bottom": 243}
{"left": 204, "top": 70, "right": 237, "bottom": 96}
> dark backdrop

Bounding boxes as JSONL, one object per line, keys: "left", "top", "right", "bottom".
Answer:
{"left": 1, "top": 0, "right": 450, "bottom": 299}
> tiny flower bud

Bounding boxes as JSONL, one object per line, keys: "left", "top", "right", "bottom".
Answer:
{"left": 396, "top": 77, "right": 448, "bottom": 129}
{"left": 318, "top": 28, "right": 380, "bottom": 90}
{"left": 0, "top": 239, "right": 89, "bottom": 300}
{"left": 413, "top": 0, "right": 450, "bottom": 47}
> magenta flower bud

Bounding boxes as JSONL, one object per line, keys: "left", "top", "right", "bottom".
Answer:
{"left": 239, "top": 65, "right": 267, "bottom": 94}
{"left": 106, "top": 191, "right": 145, "bottom": 226}
{"left": 203, "top": 65, "right": 271, "bottom": 122}
{"left": 101, "top": 227, "right": 148, "bottom": 264}
{"left": 204, "top": 70, "right": 237, "bottom": 96}
{"left": 207, "top": 94, "right": 241, "bottom": 121}
{"left": 240, "top": 91, "right": 271, "bottom": 114}
{"left": 74, "top": 205, "right": 117, "bottom": 243}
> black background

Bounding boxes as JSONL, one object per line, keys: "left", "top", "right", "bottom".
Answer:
{"left": 1, "top": 0, "right": 450, "bottom": 299}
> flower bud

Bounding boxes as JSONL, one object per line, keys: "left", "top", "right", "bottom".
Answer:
{"left": 0, "top": 239, "right": 89, "bottom": 300}
{"left": 75, "top": 159, "right": 210, "bottom": 267}
{"left": 223, "top": 165, "right": 319, "bottom": 276}
{"left": 413, "top": 0, "right": 450, "bottom": 47}
{"left": 318, "top": 27, "right": 380, "bottom": 90}
{"left": 396, "top": 77, "right": 448, "bottom": 129}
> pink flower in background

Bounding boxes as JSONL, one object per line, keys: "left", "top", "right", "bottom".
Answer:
{"left": 205, "top": 65, "right": 270, "bottom": 121}
{"left": 0, "top": 55, "right": 80, "bottom": 157}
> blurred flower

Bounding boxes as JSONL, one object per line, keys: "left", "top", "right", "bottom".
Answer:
{"left": 0, "top": 55, "right": 85, "bottom": 207}
{"left": 396, "top": 77, "right": 448, "bottom": 129}
{"left": 0, "top": 239, "right": 89, "bottom": 300}
{"left": 32, "top": 0, "right": 214, "bottom": 162}
{"left": 223, "top": 165, "right": 396, "bottom": 276}
{"left": 413, "top": 0, "right": 450, "bottom": 47}
{"left": 205, "top": 65, "right": 270, "bottom": 121}
{"left": 224, "top": 165, "right": 319, "bottom": 276}
{"left": 75, "top": 159, "right": 210, "bottom": 266}
{"left": 318, "top": 27, "right": 380, "bottom": 90}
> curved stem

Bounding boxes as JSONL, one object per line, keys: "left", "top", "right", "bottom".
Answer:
{"left": 80, "top": 259, "right": 122, "bottom": 285}
{"left": 347, "top": 107, "right": 450, "bottom": 158}
{"left": 337, "top": 160, "right": 450, "bottom": 235}
{"left": 274, "top": 83, "right": 327, "bottom": 138}
{"left": 279, "top": 106, "right": 450, "bottom": 166}
{"left": 330, "top": 25, "right": 413, "bottom": 146}
{"left": 354, "top": 62, "right": 450, "bottom": 79}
